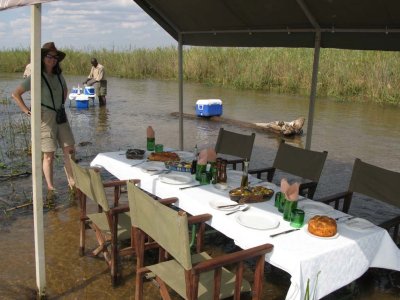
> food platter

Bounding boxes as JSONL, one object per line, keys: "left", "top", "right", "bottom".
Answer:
{"left": 229, "top": 186, "right": 274, "bottom": 203}
{"left": 235, "top": 212, "right": 279, "bottom": 230}
{"left": 159, "top": 173, "right": 193, "bottom": 185}
{"left": 303, "top": 224, "right": 339, "bottom": 239}
{"left": 298, "top": 200, "right": 334, "bottom": 215}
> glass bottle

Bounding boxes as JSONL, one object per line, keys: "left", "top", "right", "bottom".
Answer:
{"left": 240, "top": 160, "right": 249, "bottom": 189}
{"left": 190, "top": 144, "right": 198, "bottom": 174}
{"left": 219, "top": 159, "right": 228, "bottom": 183}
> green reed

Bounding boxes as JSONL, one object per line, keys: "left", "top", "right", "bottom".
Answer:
{"left": 1, "top": 47, "right": 399, "bottom": 105}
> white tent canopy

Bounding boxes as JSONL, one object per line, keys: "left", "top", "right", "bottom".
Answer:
{"left": 1, "top": 0, "right": 58, "bottom": 298}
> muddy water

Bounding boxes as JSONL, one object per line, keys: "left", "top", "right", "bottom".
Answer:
{"left": 0, "top": 73, "right": 399, "bottom": 299}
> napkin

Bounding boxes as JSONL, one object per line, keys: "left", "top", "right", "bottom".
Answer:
{"left": 198, "top": 149, "right": 208, "bottom": 165}
{"left": 280, "top": 178, "right": 300, "bottom": 201}
{"left": 206, "top": 148, "right": 217, "bottom": 162}
{"left": 147, "top": 126, "right": 155, "bottom": 138}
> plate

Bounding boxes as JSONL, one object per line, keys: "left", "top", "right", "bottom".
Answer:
{"left": 212, "top": 183, "right": 230, "bottom": 192}
{"left": 159, "top": 173, "right": 193, "bottom": 185}
{"left": 175, "top": 151, "right": 195, "bottom": 161}
{"left": 298, "top": 201, "right": 334, "bottom": 215}
{"left": 140, "top": 162, "right": 165, "bottom": 174}
{"left": 235, "top": 213, "right": 279, "bottom": 230}
{"left": 303, "top": 225, "right": 339, "bottom": 239}
{"left": 209, "top": 200, "right": 247, "bottom": 211}
{"left": 343, "top": 218, "right": 376, "bottom": 231}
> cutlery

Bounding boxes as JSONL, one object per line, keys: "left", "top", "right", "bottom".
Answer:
{"left": 335, "top": 216, "right": 356, "bottom": 222}
{"left": 270, "top": 228, "right": 300, "bottom": 238}
{"left": 225, "top": 205, "right": 250, "bottom": 215}
{"left": 151, "top": 169, "right": 171, "bottom": 176}
{"left": 217, "top": 203, "right": 240, "bottom": 208}
{"left": 179, "top": 184, "right": 203, "bottom": 190}
{"left": 130, "top": 160, "right": 146, "bottom": 167}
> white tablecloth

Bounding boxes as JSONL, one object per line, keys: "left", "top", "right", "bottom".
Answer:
{"left": 91, "top": 151, "right": 400, "bottom": 300}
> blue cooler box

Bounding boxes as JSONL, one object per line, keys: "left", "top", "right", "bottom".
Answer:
{"left": 76, "top": 100, "right": 89, "bottom": 109}
{"left": 195, "top": 99, "right": 223, "bottom": 117}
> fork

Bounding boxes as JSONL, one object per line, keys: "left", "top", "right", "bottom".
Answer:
{"left": 226, "top": 205, "right": 250, "bottom": 215}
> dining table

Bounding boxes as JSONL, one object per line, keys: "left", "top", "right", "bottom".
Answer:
{"left": 91, "top": 150, "right": 400, "bottom": 300}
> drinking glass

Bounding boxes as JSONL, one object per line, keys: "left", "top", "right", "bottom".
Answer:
{"left": 283, "top": 200, "right": 298, "bottom": 221}
{"left": 147, "top": 137, "right": 155, "bottom": 151}
{"left": 196, "top": 164, "right": 206, "bottom": 181}
{"left": 290, "top": 209, "right": 305, "bottom": 228}
{"left": 155, "top": 144, "right": 163, "bottom": 153}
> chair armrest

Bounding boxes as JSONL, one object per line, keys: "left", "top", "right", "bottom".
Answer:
{"left": 187, "top": 213, "right": 212, "bottom": 225}
{"left": 103, "top": 179, "right": 127, "bottom": 188}
{"left": 159, "top": 197, "right": 178, "bottom": 206}
{"left": 192, "top": 243, "right": 273, "bottom": 274}
{"left": 315, "top": 191, "right": 352, "bottom": 212}
{"left": 110, "top": 204, "right": 129, "bottom": 215}
{"left": 226, "top": 158, "right": 245, "bottom": 170}
{"left": 299, "top": 181, "right": 318, "bottom": 199}
{"left": 249, "top": 167, "right": 275, "bottom": 180}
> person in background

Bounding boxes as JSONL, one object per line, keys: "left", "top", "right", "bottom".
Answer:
{"left": 83, "top": 58, "right": 107, "bottom": 106}
{"left": 23, "top": 62, "right": 31, "bottom": 78}
{"left": 11, "top": 42, "right": 76, "bottom": 207}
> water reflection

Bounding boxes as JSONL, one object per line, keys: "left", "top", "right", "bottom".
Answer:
{"left": 0, "top": 73, "right": 399, "bottom": 299}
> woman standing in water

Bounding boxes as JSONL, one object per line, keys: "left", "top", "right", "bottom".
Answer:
{"left": 11, "top": 42, "right": 76, "bottom": 206}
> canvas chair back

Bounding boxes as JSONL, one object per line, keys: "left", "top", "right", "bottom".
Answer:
{"left": 215, "top": 127, "right": 256, "bottom": 160}
{"left": 70, "top": 159, "right": 110, "bottom": 212}
{"left": 273, "top": 141, "right": 328, "bottom": 182}
{"left": 127, "top": 182, "right": 192, "bottom": 270}
{"left": 349, "top": 158, "right": 400, "bottom": 208}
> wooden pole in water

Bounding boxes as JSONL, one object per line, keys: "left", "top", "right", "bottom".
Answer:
{"left": 31, "top": 4, "right": 46, "bottom": 298}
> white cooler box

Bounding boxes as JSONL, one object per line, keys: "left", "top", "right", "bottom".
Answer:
{"left": 195, "top": 99, "right": 223, "bottom": 117}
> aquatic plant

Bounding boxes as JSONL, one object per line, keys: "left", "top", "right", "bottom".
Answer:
{"left": 0, "top": 47, "right": 399, "bottom": 105}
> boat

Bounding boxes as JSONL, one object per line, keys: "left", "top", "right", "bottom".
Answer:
{"left": 68, "top": 85, "right": 96, "bottom": 108}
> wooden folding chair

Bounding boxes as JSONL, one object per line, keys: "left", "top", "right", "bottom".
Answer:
{"left": 249, "top": 140, "right": 328, "bottom": 199}
{"left": 318, "top": 158, "right": 400, "bottom": 243}
{"left": 70, "top": 158, "right": 140, "bottom": 285}
{"left": 127, "top": 181, "right": 273, "bottom": 300}
{"left": 215, "top": 127, "right": 256, "bottom": 170}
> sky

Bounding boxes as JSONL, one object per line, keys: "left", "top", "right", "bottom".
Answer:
{"left": 0, "top": 0, "right": 176, "bottom": 50}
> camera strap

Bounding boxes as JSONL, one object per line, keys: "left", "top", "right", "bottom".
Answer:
{"left": 41, "top": 73, "right": 64, "bottom": 111}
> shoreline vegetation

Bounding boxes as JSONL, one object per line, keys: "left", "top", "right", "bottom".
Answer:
{"left": 0, "top": 46, "right": 399, "bottom": 105}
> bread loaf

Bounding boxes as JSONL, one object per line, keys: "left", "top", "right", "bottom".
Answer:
{"left": 148, "top": 152, "right": 180, "bottom": 162}
{"left": 308, "top": 215, "right": 337, "bottom": 237}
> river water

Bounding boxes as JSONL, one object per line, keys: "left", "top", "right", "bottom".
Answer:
{"left": 0, "top": 73, "right": 399, "bottom": 299}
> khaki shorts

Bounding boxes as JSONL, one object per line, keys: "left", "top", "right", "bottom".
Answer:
{"left": 41, "top": 108, "right": 75, "bottom": 152}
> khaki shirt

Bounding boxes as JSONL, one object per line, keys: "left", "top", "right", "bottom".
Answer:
{"left": 21, "top": 73, "right": 67, "bottom": 110}
{"left": 87, "top": 64, "right": 105, "bottom": 81}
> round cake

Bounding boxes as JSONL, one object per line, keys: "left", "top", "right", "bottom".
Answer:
{"left": 308, "top": 215, "right": 337, "bottom": 237}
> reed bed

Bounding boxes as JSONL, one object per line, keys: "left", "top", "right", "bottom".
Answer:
{"left": 1, "top": 47, "right": 399, "bottom": 105}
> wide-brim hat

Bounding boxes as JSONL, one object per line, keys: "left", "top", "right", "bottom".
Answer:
{"left": 41, "top": 42, "right": 66, "bottom": 62}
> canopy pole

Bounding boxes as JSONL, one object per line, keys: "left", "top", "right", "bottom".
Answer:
{"left": 31, "top": 4, "right": 46, "bottom": 298}
{"left": 305, "top": 31, "right": 321, "bottom": 150}
{"left": 178, "top": 33, "right": 184, "bottom": 150}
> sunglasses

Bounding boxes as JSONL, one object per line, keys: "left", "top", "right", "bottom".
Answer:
{"left": 45, "top": 54, "right": 59, "bottom": 60}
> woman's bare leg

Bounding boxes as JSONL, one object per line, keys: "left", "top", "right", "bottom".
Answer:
{"left": 43, "top": 151, "right": 55, "bottom": 190}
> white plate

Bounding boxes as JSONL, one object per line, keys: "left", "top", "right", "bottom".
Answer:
{"left": 140, "top": 162, "right": 165, "bottom": 174}
{"left": 212, "top": 183, "right": 230, "bottom": 192}
{"left": 159, "top": 173, "right": 193, "bottom": 185}
{"left": 303, "top": 225, "right": 339, "bottom": 239}
{"left": 298, "top": 201, "right": 334, "bottom": 215}
{"left": 209, "top": 200, "right": 247, "bottom": 211}
{"left": 235, "top": 212, "right": 279, "bottom": 230}
{"left": 343, "top": 218, "right": 376, "bottom": 231}
{"left": 175, "top": 151, "right": 195, "bottom": 161}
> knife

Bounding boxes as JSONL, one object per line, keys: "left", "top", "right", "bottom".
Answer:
{"left": 179, "top": 184, "right": 203, "bottom": 190}
{"left": 217, "top": 203, "right": 240, "bottom": 208}
{"left": 270, "top": 228, "right": 299, "bottom": 238}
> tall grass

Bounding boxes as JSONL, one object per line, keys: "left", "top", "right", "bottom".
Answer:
{"left": 1, "top": 47, "right": 399, "bottom": 105}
